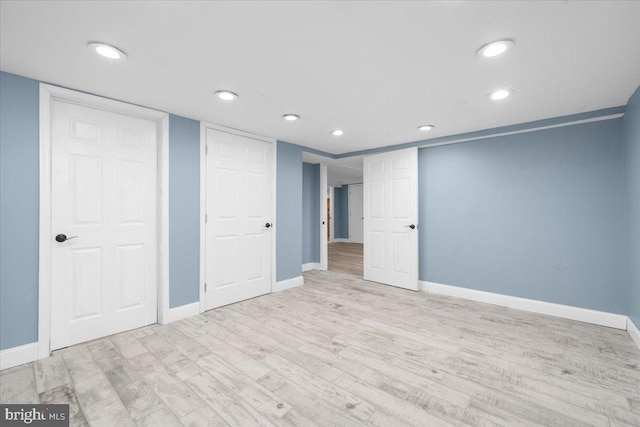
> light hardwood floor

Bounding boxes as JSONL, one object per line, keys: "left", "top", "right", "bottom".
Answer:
{"left": 2, "top": 270, "right": 639, "bottom": 426}
{"left": 328, "top": 242, "right": 363, "bottom": 276}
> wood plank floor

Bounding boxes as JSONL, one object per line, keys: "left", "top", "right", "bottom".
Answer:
{"left": 328, "top": 242, "right": 363, "bottom": 276}
{"left": 2, "top": 270, "right": 639, "bottom": 427}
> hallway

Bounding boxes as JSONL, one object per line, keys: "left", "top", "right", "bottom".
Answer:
{"left": 328, "top": 242, "right": 363, "bottom": 277}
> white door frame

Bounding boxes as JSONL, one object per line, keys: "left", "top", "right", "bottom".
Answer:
{"left": 198, "top": 122, "right": 277, "bottom": 313}
{"left": 319, "top": 163, "right": 328, "bottom": 270}
{"left": 38, "top": 84, "right": 169, "bottom": 360}
{"left": 329, "top": 186, "right": 335, "bottom": 242}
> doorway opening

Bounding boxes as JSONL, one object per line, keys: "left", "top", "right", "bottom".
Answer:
{"left": 303, "top": 148, "right": 419, "bottom": 290}
{"left": 327, "top": 159, "right": 364, "bottom": 277}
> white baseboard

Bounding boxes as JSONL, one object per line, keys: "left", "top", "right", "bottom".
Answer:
{"left": 628, "top": 318, "right": 640, "bottom": 350}
{"left": 273, "top": 275, "right": 304, "bottom": 292}
{"left": 420, "top": 281, "right": 628, "bottom": 330}
{"left": 165, "top": 302, "right": 200, "bottom": 324}
{"left": 0, "top": 342, "right": 39, "bottom": 370}
{"left": 331, "top": 238, "right": 351, "bottom": 243}
{"left": 302, "top": 262, "right": 322, "bottom": 272}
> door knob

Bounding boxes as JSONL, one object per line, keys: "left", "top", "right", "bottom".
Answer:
{"left": 405, "top": 224, "right": 416, "bottom": 230}
{"left": 265, "top": 223, "right": 272, "bottom": 228}
{"left": 55, "top": 234, "right": 78, "bottom": 242}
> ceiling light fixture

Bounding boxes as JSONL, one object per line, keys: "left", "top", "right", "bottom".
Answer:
{"left": 418, "top": 125, "right": 435, "bottom": 131}
{"left": 477, "top": 40, "right": 514, "bottom": 58}
{"left": 88, "top": 42, "right": 126, "bottom": 60}
{"left": 489, "top": 89, "right": 513, "bottom": 101}
{"left": 332, "top": 130, "right": 344, "bottom": 136}
{"left": 215, "top": 90, "right": 238, "bottom": 101}
{"left": 282, "top": 114, "right": 300, "bottom": 121}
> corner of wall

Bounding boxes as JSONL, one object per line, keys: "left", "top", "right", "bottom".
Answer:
{"left": 622, "top": 85, "right": 640, "bottom": 328}
{"left": 274, "top": 275, "right": 304, "bottom": 292}
{"left": 168, "top": 114, "right": 201, "bottom": 309}
{"left": 276, "top": 141, "right": 303, "bottom": 282}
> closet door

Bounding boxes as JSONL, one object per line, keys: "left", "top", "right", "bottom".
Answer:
{"left": 51, "top": 100, "right": 158, "bottom": 349}
{"left": 204, "top": 128, "right": 274, "bottom": 310}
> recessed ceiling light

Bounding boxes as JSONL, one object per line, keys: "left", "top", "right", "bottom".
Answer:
{"left": 477, "top": 40, "right": 514, "bottom": 58}
{"left": 418, "top": 125, "right": 435, "bottom": 131}
{"left": 489, "top": 89, "right": 513, "bottom": 101}
{"left": 331, "top": 130, "right": 344, "bottom": 136}
{"left": 88, "top": 42, "right": 126, "bottom": 60}
{"left": 282, "top": 114, "right": 300, "bottom": 121}
{"left": 215, "top": 90, "right": 238, "bottom": 101}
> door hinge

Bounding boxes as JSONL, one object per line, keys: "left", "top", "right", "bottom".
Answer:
{"left": 205, "top": 145, "right": 208, "bottom": 155}
{"left": 204, "top": 283, "right": 207, "bottom": 292}
{"left": 205, "top": 214, "right": 208, "bottom": 223}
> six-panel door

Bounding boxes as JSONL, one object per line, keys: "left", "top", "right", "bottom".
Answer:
{"left": 50, "top": 101, "right": 158, "bottom": 350}
{"left": 204, "top": 129, "right": 273, "bottom": 310}
{"left": 364, "top": 148, "right": 419, "bottom": 290}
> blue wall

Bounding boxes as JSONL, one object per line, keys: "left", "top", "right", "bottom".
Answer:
{"left": 333, "top": 186, "right": 349, "bottom": 239}
{"left": 0, "top": 72, "right": 40, "bottom": 351}
{"left": 276, "top": 141, "right": 303, "bottom": 281}
{"left": 0, "top": 72, "right": 202, "bottom": 351}
{"left": 1, "top": 67, "right": 637, "bottom": 353}
{"left": 302, "top": 163, "right": 320, "bottom": 264}
{"left": 169, "top": 115, "right": 200, "bottom": 308}
{"left": 624, "top": 86, "right": 640, "bottom": 327}
{"left": 419, "top": 118, "right": 629, "bottom": 314}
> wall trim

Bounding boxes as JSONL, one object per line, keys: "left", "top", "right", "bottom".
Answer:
{"left": 319, "top": 163, "right": 328, "bottom": 271}
{"left": 329, "top": 186, "right": 335, "bottom": 242}
{"left": 272, "top": 141, "right": 278, "bottom": 293}
{"left": 302, "top": 262, "right": 322, "bottom": 272}
{"left": 158, "top": 115, "right": 170, "bottom": 325}
{"left": 414, "top": 113, "right": 625, "bottom": 152}
{"left": 335, "top": 107, "right": 625, "bottom": 159}
{"left": 331, "top": 238, "right": 352, "bottom": 243}
{"left": 38, "top": 84, "right": 170, "bottom": 358}
{"left": 166, "top": 302, "right": 200, "bottom": 324}
{"left": 628, "top": 318, "right": 640, "bottom": 350}
{"left": 273, "top": 276, "right": 304, "bottom": 293}
{"left": 200, "top": 121, "right": 276, "bottom": 144}
{"left": 420, "top": 281, "right": 628, "bottom": 330}
{"left": 198, "top": 122, "right": 207, "bottom": 314}
{"left": 0, "top": 343, "right": 39, "bottom": 371}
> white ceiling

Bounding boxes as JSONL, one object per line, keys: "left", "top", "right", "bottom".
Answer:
{"left": 2, "top": 1, "right": 639, "bottom": 155}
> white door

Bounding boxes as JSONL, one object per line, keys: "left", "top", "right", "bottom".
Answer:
{"left": 363, "top": 148, "right": 419, "bottom": 290}
{"left": 204, "top": 129, "right": 273, "bottom": 310}
{"left": 51, "top": 101, "right": 158, "bottom": 350}
{"left": 349, "top": 184, "right": 364, "bottom": 243}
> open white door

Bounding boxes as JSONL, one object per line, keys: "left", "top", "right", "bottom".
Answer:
{"left": 363, "top": 148, "right": 419, "bottom": 290}
{"left": 204, "top": 128, "right": 273, "bottom": 310}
